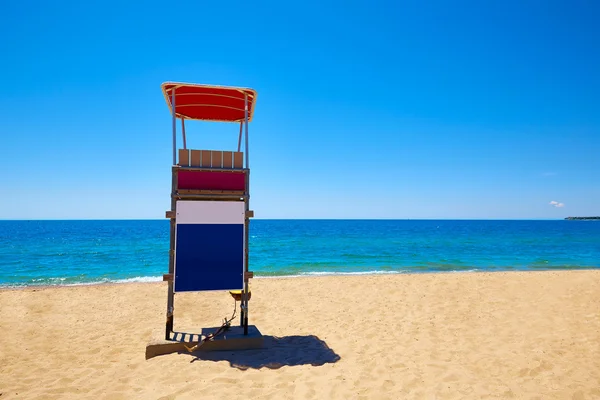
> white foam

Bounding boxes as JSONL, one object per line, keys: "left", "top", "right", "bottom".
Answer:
{"left": 256, "top": 269, "right": 482, "bottom": 279}
{"left": 0, "top": 269, "right": 483, "bottom": 289}
{"left": 0, "top": 275, "right": 164, "bottom": 289}
{"left": 302, "top": 270, "right": 405, "bottom": 276}
{"left": 111, "top": 276, "right": 163, "bottom": 284}
{"left": 256, "top": 270, "right": 408, "bottom": 279}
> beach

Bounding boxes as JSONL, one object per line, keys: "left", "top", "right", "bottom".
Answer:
{"left": 1, "top": 270, "right": 599, "bottom": 399}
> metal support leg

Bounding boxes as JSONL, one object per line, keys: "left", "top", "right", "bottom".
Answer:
{"left": 166, "top": 302, "right": 174, "bottom": 339}
{"left": 165, "top": 167, "right": 177, "bottom": 340}
{"left": 243, "top": 292, "right": 248, "bottom": 335}
{"left": 165, "top": 245, "right": 175, "bottom": 338}
{"left": 243, "top": 186, "right": 250, "bottom": 335}
{"left": 165, "top": 223, "right": 175, "bottom": 339}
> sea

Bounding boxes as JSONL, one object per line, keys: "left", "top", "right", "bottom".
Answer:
{"left": 0, "top": 220, "right": 599, "bottom": 288}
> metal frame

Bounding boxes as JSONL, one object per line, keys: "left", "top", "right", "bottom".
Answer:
{"left": 164, "top": 85, "right": 254, "bottom": 340}
{"left": 242, "top": 93, "right": 250, "bottom": 335}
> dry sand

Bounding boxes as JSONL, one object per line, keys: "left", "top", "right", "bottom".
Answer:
{"left": 1, "top": 271, "right": 599, "bottom": 399}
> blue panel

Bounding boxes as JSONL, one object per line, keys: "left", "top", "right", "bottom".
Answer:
{"left": 175, "top": 224, "right": 244, "bottom": 292}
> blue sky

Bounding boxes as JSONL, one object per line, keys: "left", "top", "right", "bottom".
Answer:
{"left": 0, "top": 0, "right": 598, "bottom": 219}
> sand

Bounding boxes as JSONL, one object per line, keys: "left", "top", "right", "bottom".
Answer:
{"left": 1, "top": 270, "right": 599, "bottom": 399}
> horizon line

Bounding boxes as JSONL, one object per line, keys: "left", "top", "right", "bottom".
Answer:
{"left": 0, "top": 217, "right": 571, "bottom": 221}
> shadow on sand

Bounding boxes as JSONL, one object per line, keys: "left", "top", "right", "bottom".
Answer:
{"left": 187, "top": 335, "right": 341, "bottom": 370}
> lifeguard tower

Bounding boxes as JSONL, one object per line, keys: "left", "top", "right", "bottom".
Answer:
{"left": 146, "top": 82, "right": 262, "bottom": 358}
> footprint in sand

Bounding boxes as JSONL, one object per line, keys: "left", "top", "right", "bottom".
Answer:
{"left": 518, "top": 360, "right": 553, "bottom": 378}
{"left": 529, "top": 360, "right": 553, "bottom": 377}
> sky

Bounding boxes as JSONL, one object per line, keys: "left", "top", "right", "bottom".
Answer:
{"left": 0, "top": 0, "right": 598, "bottom": 219}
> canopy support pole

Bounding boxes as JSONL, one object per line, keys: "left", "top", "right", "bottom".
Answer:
{"left": 181, "top": 118, "right": 187, "bottom": 150}
{"left": 245, "top": 95, "right": 249, "bottom": 169}
{"left": 171, "top": 89, "right": 177, "bottom": 165}
{"left": 237, "top": 122, "right": 243, "bottom": 152}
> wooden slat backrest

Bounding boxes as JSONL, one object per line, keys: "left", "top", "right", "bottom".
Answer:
{"left": 233, "top": 152, "right": 243, "bottom": 169}
{"left": 190, "top": 150, "right": 201, "bottom": 167}
{"left": 178, "top": 149, "right": 190, "bottom": 166}
{"left": 223, "top": 151, "right": 233, "bottom": 168}
{"left": 179, "top": 149, "right": 244, "bottom": 169}
{"left": 201, "top": 150, "right": 211, "bottom": 167}
{"left": 211, "top": 151, "right": 223, "bottom": 168}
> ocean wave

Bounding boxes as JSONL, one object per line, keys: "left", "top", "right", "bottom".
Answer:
{"left": 0, "top": 275, "right": 164, "bottom": 289}
{"left": 256, "top": 270, "right": 409, "bottom": 278}
{"left": 256, "top": 269, "right": 481, "bottom": 278}
{"left": 110, "top": 276, "right": 163, "bottom": 284}
{"left": 301, "top": 270, "right": 406, "bottom": 276}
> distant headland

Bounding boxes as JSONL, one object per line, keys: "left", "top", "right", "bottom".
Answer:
{"left": 565, "top": 216, "right": 600, "bottom": 220}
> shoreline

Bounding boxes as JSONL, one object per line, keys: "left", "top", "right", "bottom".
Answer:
{"left": 1, "top": 267, "right": 599, "bottom": 292}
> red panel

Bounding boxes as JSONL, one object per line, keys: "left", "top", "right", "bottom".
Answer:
{"left": 162, "top": 83, "right": 257, "bottom": 123}
{"left": 178, "top": 170, "right": 246, "bottom": 191}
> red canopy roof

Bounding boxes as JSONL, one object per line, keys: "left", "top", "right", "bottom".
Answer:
{"left": 161, "top": 82, "right": 257, "bottom": 123}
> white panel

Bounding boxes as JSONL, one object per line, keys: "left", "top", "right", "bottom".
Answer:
{"left": 176, "top": 201, "right": 245, "bottom": 224}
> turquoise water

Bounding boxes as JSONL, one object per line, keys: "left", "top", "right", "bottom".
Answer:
{"left": 0, "top": 220, "right": 599, "bottom": 287}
